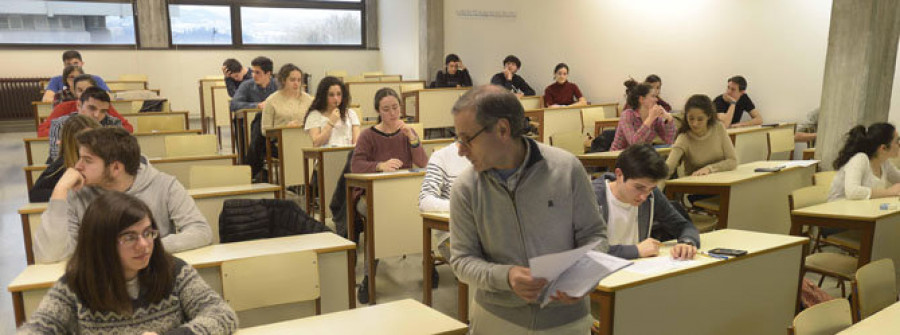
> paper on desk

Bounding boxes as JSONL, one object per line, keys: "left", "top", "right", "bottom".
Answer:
{"left": 529, "top": 239, "right": 632, "bottom": 307}
{"left": 624, "top": 256, "right": 700, "bottom": 275}
{"left": 779, "top": 160, "right": 819, "bottom": 169}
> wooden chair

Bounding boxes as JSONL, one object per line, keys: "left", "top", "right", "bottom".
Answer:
{"left": 790, "top": 185, "right": 858, "bottom": 297}
{"left": 549, "top": 131, "right": 586, "bottom": 155}
{"left": 787, "top": 298, "right": 852, "bottom": 335}
{"left": 768, "top": 127, "right": 795, "bottom": 160}
{"left": 220, "top": 251, "right": 322, "bottom": 315}
{"left": 851, "top": 258, "right": 898, "bottom": 322}
{"left": 119, "top": 74, "right": 148, "bottom": 81}
{"left": 813, "top": 171, "right": 836, "bottom": 186}
{"left": 189, "top": 165, "right": 251, "bottom": 189}
{"left": 400, "top": 82, "right": 425, "bottom": 93}
{"left": 137, "top": 114, "right": 185, "bottom": 132}
{"left": 581, "top": 105, "right": 616, "bottom": 137}
{"left": 164, "top": 134, "right": 218, "bottom": 158}
{"left": 809, "top": 170, "right": 861, "bottom": 254}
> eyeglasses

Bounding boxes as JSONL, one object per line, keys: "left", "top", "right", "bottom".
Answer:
{"left": 118, "top": 229, "right": 159, "bottom": 247}
{"left": 455, "top": 126, "right": 487, "bottom": 147}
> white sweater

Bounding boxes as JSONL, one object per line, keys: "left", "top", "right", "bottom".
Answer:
{"left": 828, "top": 152, "right": 900, "bottom": 201}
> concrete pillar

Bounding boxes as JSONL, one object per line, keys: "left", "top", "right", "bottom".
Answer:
{"left": 136, "top": 0, "right": 169, "bottom": 49}
{"left": 817, "top": 0, "right": 900, "bottom": 170}
{"left": 419, "top": 0, "right": 444, "bottom": 82}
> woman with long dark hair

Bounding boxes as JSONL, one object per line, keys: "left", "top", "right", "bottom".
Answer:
{"left": 829, "top": 122, "right": 900, "bottom": 201}
{"left": 303, "top": 76, "right": 360, "bottom": 147}
{"left": 609, "top": 80, "right": 676, "bottom": 151}
{"left": 20, "top": 192, "right": 238, "bottom": 334}
{"left": 665, "top": 94, "right": 736, "bottom": 177}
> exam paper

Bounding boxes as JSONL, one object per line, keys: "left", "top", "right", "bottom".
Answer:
{"left": 529, "top": 239, "right": 632, "bottom": 307}
{"left": 624, "top": 256, "right": 700, "bottom": 275}
{"left": 779, "top": 160, "right": 819, "bottom": 169}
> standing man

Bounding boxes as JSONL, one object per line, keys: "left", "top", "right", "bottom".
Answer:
{"left": 490, "top": 55, "right": 536, "bottom": 97}
{"left": 714, "top": 75, "right": 763, "bottom": 128}
{"left": 449, "top": 85, "right": 607, "bottom": 334}
{"left": 42, "top": 50, "right": 110, "bottom": 102}
{"left": 222, "top": 58, "right": 253, "bottom": 97}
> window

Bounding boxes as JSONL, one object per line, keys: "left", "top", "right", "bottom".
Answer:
{"left": 241, "top": 7, "right": 361, "bottom": 46}
{"left": 0, "top": 1, "right": 135, "bottom": 45}
{"left": 169, "top": 4, "right": 231, "bottom": 45}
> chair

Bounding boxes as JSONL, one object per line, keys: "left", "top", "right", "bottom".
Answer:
{"left": 136, "top": 114, "right": 185, "bottom": 132}
{"left": 549, "top": 131, "right": 586, "bottom": 155}
{"left": 787, "top": 298, "right": 852, "bottom": 335}
{"left": 400, "top": 82, "right": 425, "bottom": 93}
{"left": 408, "top": 123, "right": 425, "bottom": 140}
{"left": 813, "top": 171, "right": 836, "bottom": 186}
{"left": 220, "top": 251, "right": 322, "bottom": 314}
{"left": 851, "top": 258, "right": 898, "bottom": 322}
{"left": 164, "top": 134, "right": 217, "bottom": 158}
{"left": 581, "top": 105, "right": 615, "bottom": 137}
{"left": 767, "top": 127, "right": 795, "bottom": 160}
{"left": 809, "top": 170, "right": 860, "bottom": 254}
{"left": 790, "top": 185, "right": 858, "bottom": 297}
{"left": 189, "top": 165, "right": 251, "bottom": 189}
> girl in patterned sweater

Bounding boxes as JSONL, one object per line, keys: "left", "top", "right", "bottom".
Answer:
{"left": 19, "top": 192, "right": 238, "bottom": 335}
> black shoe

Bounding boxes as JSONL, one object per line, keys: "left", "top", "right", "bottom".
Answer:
{"left": 431, "top": 266, "right": 440, "bottom": 289}
{"left": 358, "top": 276, "right": 369, "bottom": 304}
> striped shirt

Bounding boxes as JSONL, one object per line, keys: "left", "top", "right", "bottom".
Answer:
{"left": 419, "top": 143, "right": 470, "bottom": 246}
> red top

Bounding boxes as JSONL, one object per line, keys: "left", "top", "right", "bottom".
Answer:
{"left": 543, "top": 81, "right": 583, "bottom": 107}
{"left": 37, "top": 101, "right": 133, "bottom": 137}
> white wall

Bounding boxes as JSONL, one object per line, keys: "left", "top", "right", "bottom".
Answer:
{"left": 378, "top": 0, "right": 420, "bottom": 80}
{"left": 1, "top": 49, "right": 380, "bottom": 117}
{"left": 445, "top": 0, "right": 832, "bottom": 123}
{"left": 890, "top": 49, "right": 900, "bottom": 125}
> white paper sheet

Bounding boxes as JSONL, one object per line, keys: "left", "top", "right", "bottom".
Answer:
{"left": 623, "top": 256, "right": 700, "bottom": 275}
{"left": 779, "top": 160, "right": 819, "bottom": 169}
{"left": 529, "top": 240, "right": 632, "bottom": 307}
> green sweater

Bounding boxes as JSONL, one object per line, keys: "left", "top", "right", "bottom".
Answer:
{"left": 18, "top": 257, "right": 238, "bottom": 335}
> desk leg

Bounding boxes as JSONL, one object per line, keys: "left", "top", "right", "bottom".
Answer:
{"left": 858, "top": 225, "right": 875, "bottom": 268}
{"left": 347, "top": 249, "right": 357, "bottom": 309}
{"left": 13, "top": 291, "right": 25, "bottom": 327}
{"left": 365, "top": 189, "right": 376, "bottom": 305}
{"left": 423, "top": 220, "right": 433, "bottom": 306}
{"left": 303, "top": 156, "right": 313, "bottom": 214}
{"left": 21, "top": 214, "right": 33, "bottom": 265}
{"left": 317, "top": 160, "right": 327, "bottom": 222}
{"left": 590, "top": 291, "right": 614, "bottom": 335}
{"left": 458, "top": 282, "right": 469, "bottom": 323}
{"left": 716, "top": 191, "right": 731, "bottom": 229}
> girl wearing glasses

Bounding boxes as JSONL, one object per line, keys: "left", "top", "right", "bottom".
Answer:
{"left": 20, "top": 192, "right": 238, "bottom": 334}
{"left": 829, "top": 122, "right": 900, "bottom": 201}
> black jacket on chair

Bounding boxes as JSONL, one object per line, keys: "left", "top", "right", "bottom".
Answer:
{"left": 219, "top": 198, "right": 331, "bottom": 243}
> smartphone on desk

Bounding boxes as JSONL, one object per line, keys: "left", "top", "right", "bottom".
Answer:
{"left": 754, "top": 166, "right": 783, "bottom": 173}
{"left": 708, "top": 248, "right": 748, "bottom": 257}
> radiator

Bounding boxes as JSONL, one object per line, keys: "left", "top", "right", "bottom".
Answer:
{"left": 0, "top": 78, "right": 48, "bottom": 121}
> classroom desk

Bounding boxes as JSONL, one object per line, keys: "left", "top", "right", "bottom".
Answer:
{"left": 578, "top": 147, "right": 671, "bottom": 170}
{"left": 663, "top": 160, "right": 815, "bottom": 233}
{"left": 346, "top": 170, "right": 425, "bottom": 305}
{"left": 803, "top": 147, "right": 815, "bottom": 160}
{"left": 23, "top": 129, "right": 203, "bottom": 165}
{"left": 347, "top": 80, "right": 426, "bottom": 121}
{"left": 302, "top": 146, "right": 354, "bottom": 221}
{"left": 8, "top": 233, "right": 356, "bottom": 327}
{"left": 106, "top": 79, "right": 149, "bottom": 91}
{"left": 17, "top": 183, "right": 280, "bottom": 264}
{"left": 401, "top": 88, "right": 468, "bottom": 130}
{"left": 594, "top": 118, "right": 620, "bottom": 137}
{"left": 24, "top": 154, "right": 237, "bottom": 191}
{"left": 592, "top": 229, "right": 807, "bottom": 335}
{"left": 266, "top": 126, "right": 313, "bottom": 198}
{"left": 420, "top": 212, "right": 469, "bottom": 323}
{"left": 231, "top": 109, "right": 259, "bottom": 165}
{"left": 199, "top": 78, "right": 226, "bottom": 133}
{"left": 236, "top": 299, "right": 467, "bottom": 335}
{"left": 790, "top": 197, "right": 900, "bottom": 281}
{"left": 838, "top": 301, "right": 900, "bottom": 334}
{"left": 525, "top": 106, "right": 584, "bottom": 143}
{"left": 726, "top": 123, "right": 795, "bottom": 164}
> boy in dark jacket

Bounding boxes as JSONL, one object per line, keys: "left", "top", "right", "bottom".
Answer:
{"left": 592, "top": 144, "right": 700, "bottom": 259}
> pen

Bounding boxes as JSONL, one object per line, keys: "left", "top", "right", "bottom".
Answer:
{"left": 700, "top": 251, "right": 729, "bottom": 260}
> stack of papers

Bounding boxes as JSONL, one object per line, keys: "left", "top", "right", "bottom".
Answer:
{"left": 529, "top": 239, "right": 632, "bottom": 307}
{"left": 624, "top": 256, "right": 700, "bottom": 275}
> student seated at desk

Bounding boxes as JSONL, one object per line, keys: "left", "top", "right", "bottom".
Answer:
{"left": 350, "top": 87, "right": 427, "bottom": 304}
{"left": 593, "top": 144, "right": 699, "bottom": 260}
{"left": 543, "top": 63, "right": 587, "bottom": 108}
{"left": 52, "top": 65, "right": 83, "bottom": 107}
{"left": 418, "top": 142, "right": 471, "bottom": 287}
{"left": 30, "top": 115, "right": 101, "bottom": 203}
{"left": 304, "top": 76, "right": 360, "bottom": 147}
{"left": 20, "top": 192, "right": 237, "bottom": 334}
{"left": 490, "top": 55, "right": 536, "bottom": 97}
{"left": 829, "top": 122, "right": 900, "bottom": 201}
{"left": 37, "top": 74, "right": 133, "bottom": 137}
{"left": 260, "top": 63, "right": 312, "bottom": 133}
{"left": 795, "top": 108, "right": 819, "bottom": 144}
{"left": 222, "top": 58, "right": 253, "bottom": 97}
{"left": 41, "top": 50, "right": 109, "bottom": 103}
{"left": 714, "top": 75, "right": 763, "bottom": 128}
{"left": 47, "top": 88, "right": 125, "bottom": 163}
{"left": 430, "top": 54, "right": 473, "bottom": 88}
{"left": 665, "top": 94, "right": 737, "bottom": 177}
{"left": 33, "top": 127, "right": 212, "bottom": 263}
{"left": 609, "top": 81, "right": 676, "bottom": 151}
{"left": 644, "top": 74, "right": 672, "bottom": 112}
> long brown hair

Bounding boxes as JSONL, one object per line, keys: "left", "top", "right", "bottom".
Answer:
{"left": 65, "top": 191, "right": 174, "bottom": 315}
{"left": 305, "top": 76, "right": 350, "bottom": 125}
{"left": 51, "top": 114, "right": 101, "bottom": 177}
{"left": 677, "top": 94, "right": 718, "bottom": 135}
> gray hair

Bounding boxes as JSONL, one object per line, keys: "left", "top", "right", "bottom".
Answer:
{"left": 451, "top": 85, "right": 526, "bottom": 137}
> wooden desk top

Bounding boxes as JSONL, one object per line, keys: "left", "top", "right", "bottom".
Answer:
{"left": 421, "top": 211, "right": 450, "bottom": 222}
{"left": 838, "top": 301, "right": 900, "bottom": 334}
{"left": 725, "top": 123, "right": 795, "bottom": 136}
{"left": 302, "top": 145, "right": 354, "bottom": 153}
{"left": 345, "top": 170, "right": 425, "bottom": 181}
{"left": 422, "top": 138, "right": 455, "bottom": 145}
{"left": 791, "top": 197, "right": 900, "bottom": 221}
{"left": 8, "top": 233, "right": 355, "bottom": 293}
{"left": 26, "top": 129, "right": 203, "bottom": 141}
{"left": 596, "top": 229, "right": 806, "bottom": 291}
{"left": 665, "top": 160, "right": 812, "bottom": 187}
{"left": 235, "top": 299, "right": 467, "bottom": 335}
{"left": 578, "top": 147, "right": 671, "bottom": 159}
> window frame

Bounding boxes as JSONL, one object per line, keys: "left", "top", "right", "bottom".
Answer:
{"left": 167, "top": 0, "right": 367, "bottom": 50}
{"left": 0, "top": 0, "right": 140, "bottom": 49}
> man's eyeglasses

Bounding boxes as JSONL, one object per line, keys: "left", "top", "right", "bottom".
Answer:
{"left": 118, "top": 229, "right": 159, "bottom": 247}
{"left": 455, "top": 126, "right": 487, "bottom": 147}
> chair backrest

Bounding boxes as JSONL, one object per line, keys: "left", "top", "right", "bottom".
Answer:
{"left": 164, "top": 134, "right": 217, "bottom": 157}
{"left": 325, "top": 70, "right": 348, "bottom": 78}
{"left": 136, "top": 114, "right": 185, "bottom": 132}
{"left": 549, "top": 131, "right": 586, "bottom": 155}
{"left": 767, "top": 127, "right": 795, "bottom": 160}
{"left": 853, "top": 258, "right": 898, "bottom": 321}
{"left": 119, "top": 74, "right": 148, "bottom": 81}
{"left": 220, "top": 250, "right": 320, "bottom": 312}
{"left": 362, "top": 71, "right": 384, "bottom": 76}
{"left": 378, "top": 75, "right": 402, "bottom": 81}
{"left": 519, "top": 96, "right": 542, "bottom": 110}
{"left": 791, "top": 298, "right": 852, "bottom": 335}
{"left": 581, "top": 105, "right": 612, "bottom": 134}
{"left": 814, "top": 171, "right": 837, "bottom": 187}
{"left": 400, "top": 82, "right": 425, "bottom": 93}
{"left": 189, "top": 165, "right": 251, "bottom": 189}
{"left": 408, "top": 122, "right": 425, "bottom": 140}
{"left": 788, "top": 185, "right": 829, "bottom": 210}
